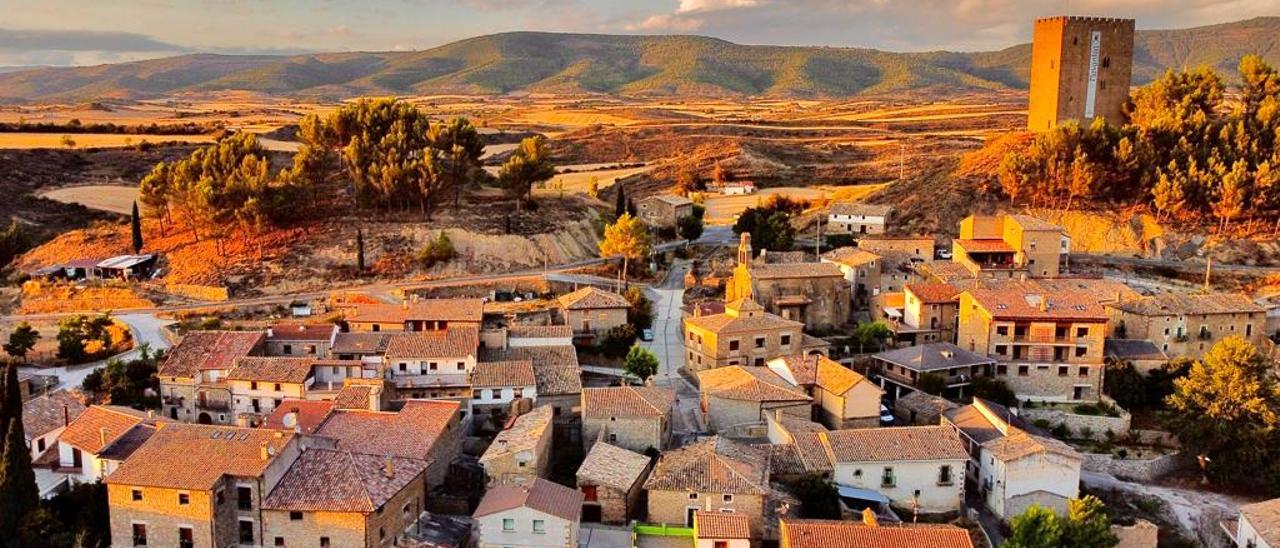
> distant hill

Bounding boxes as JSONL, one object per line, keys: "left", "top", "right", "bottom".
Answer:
{"left": 2, "top": 17, "right": 1279, "bottom": 102}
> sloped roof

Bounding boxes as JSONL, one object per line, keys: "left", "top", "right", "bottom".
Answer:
{"left": 480, "top": 406, "right": 553, "bottom": 464}
{"left": 472, "top": 360, "right": 537, "bottom": 388}
{"left": 772, "top": 354, "right": 872, "bottom": 395}
{"left": 226, "top": 357, "right": 316, "bottom": 384}
{"left": 1006, "top": 214, "right": 1063, "bottom": 232}
{"left": 873, "top": 342, "right": 995, "bottom": 372}
{"left": 1109, "top": 292, "right": 1264, "bottom": 316}
{"left": 577, "top": 442, "right": 650, "bottom": 491}
{"left": 23, "top": 390, "right": 85, "bottom": 439}
{"left": 59, "top": 405, "right": 147, "bottom": 454}
{"left": 96, "top": 423, "right": 158, "bottom": 462}
{"left": 942, "top": 399, "right": 1020, "bottom": 445}
{"left": 383, "top": 328, "right": 479, "bottom": 359}
{"left": 474, "top": 478, "right": 583, "bottom": 522}
{"left": 982, "top": 428, "right": 1081, "bottom": 462}
{"left": 345, "top": 299, "right": 484, "bottom": 324}
{"left": 781, "top": 519, "right": 974, "bottom": 548}
{"left": 583, "top": 386, "right": 675, "bottom": 418}
{"left": 330, "top": 332, "right": 390, "bottom": 355}
{"left": 105, "top": 424, "right": 294, "bottom": 490}
{"left": 698, "top": 366, "right": 811, "bottom": 403}
{"left": 684, "top": 304, "right": 802, "bottom": 335}
{"left": 954, "top": 239, "right": 1015, "bottom": 253}
{"left": 1105, "top": 339, "right": 1169, "bottom": 363}
{"left": 824, "top": 426, "right": 968, "bottom": 463}
{"left": 508, "top": 325, "right": 574, "bottom": 339}
{"left": 696, "top": 511, "right": 751, "bottom": 539}
{"left": 642, "top": 194, "right": 694, "bottom": 207}
{"left": 829, "top": 202, "right": 892, "bottom": 217}
{"left": 261, "top": 400, "right": 334, "bottom": 434}
{"left": 158, "top": 331, "right": 265, "bottom": 377}
{"left": 644, "top": 437, "right": 770, "bottom": 495}
{"left": 822, "top": 247, "right": 881, "bottom": 268}
{"left": 906, "top": 283, "right": 961, "bottom": 304}
{"left": 1240, "top": 498, "right": 1280, "bottom": 546}
{"left": 481, "top": 345, "right": 582, "bottom": 395}
{"left": 263, "top": 449, "right": 428, "bottom": 513}
{"left": 265, "top": 322, "right": 335, "bottom": 342}
{"left": 964, "top": 285, "right": 1108, "bottom": 321}
{"left": 333, "top": 384, "right": 375, "bottom": 410}
{"left": 750, "top": 262, "right": 845, "bottom": 280}
{"left": 558, "top": 287, "right": 630, "bottom": 310}
{"left": 314, "top": 400, "right": 459, "bottom": 460}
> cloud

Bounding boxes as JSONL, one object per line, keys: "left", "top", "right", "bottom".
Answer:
{"left": 0, "top": 28, "right": 183, "bottom": 52}
{"left": 676, "top": 0, "right": 764, "bottom": 13}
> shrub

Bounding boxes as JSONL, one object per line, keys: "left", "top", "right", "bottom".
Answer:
{"left": 1079, "top": 426, "right": 1095, "bottom": 439}
{"left": 1051, "top": 423, "right": 1073, "bottom": 439}
{"left": 418, "top": 232, "right": 456, "bottom": 268}
{"left": 597, "top": 324, "right": 637, "bottom": 359}
{"left": 1034, "top": 419, "right": 1052, "bottom": 429}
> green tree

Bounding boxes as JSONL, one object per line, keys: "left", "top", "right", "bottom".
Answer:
{"left": 1063, "top": 496, "right": 1119, "bottom": 548}
{"left": 599, "top": 213, "right": 652, "bottom": 284}
{"left": 430, "top": 117, "right": 485, "bottom": 209}
{"left": 3, "top": 323, "right": 39, "bottom": 360}
{"left": 852, "top": 321, "right": 891, "bottom": 352}
{"left": 917, "top": 372, "right": 946, "bottom": 396}
{"left": 598, "top": 325, "right": 637, "bottom": 360}
{"left": 790, "top": 474, "right": 841, "bottom": 519}
{"left": 498, "top": 136, "right": 556, "bottom": 209}
{"left": 623, "top": 345, "right": 659, "bottom": 381}
{"left": 973, "top": 377, "right": 1018, "bottom": 407}
{"left": 418, "top": 232, "right": 456, "bottom": 269}
{"left": 356, "top": 229, "right": 366, "bottom": 272}
{"left": 55, "top": 318, "right": 88, "bottom": 363}
{"left": 733, "top": 197, "right": 800, "bottom": 254}
{"left": 1004, "top": 504, "right": 1065, "bottom": 548}
{"left": 677, "top": 212, "right": 704, "bottom": 241}
{"left": 130, "top": 200, "right": 143, "bottom": 254}
{"left": 0, "top": 364, "right": 38, "bottom": 542}
{"left": 624, "top": 286, "right": 653, "bottom": 331}
{"left": 1103, "top": 358, "right": 1148, "bottom": 409}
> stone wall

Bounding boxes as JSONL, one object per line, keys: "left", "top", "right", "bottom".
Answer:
{"left": 1081, "top": 451, "right": 1185, "bottom": 482}
{"left": 1018, "top": 401, "right": 1130, "bottom": 441}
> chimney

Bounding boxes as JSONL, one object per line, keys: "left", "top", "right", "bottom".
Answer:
{"left": 99, "top": 427, "right": 108, "bottom": 447}
{"left": 266, "top": 327, "right": 274, "bottom": 338}
{"left": 862, "top": 508, "right": 878, "bottom": 527}
{"left": 1039, "top": 296, "right": 1048, "bottom": 313}
{"left": 384, "top": 456, "right": 395, "bottom": 478}
{"left": 147, "top": 409, "right": 154, "bottom": 419}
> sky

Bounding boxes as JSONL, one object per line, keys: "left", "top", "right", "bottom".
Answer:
{"left": 0, "top": 0, "right": 1276, "bottom": 66}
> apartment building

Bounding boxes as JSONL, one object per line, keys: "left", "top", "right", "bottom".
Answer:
{"left": 872, "top": 343, "right": 995, "bottom": 400}
{"left": 684, "top": 298, "right": 825, "bottom": 372}
{"left": 952, "top": 214, "right": 1069, "bottom": 279}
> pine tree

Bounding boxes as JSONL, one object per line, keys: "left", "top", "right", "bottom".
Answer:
{"left": 356, "top": 229, "right": 365, "bottom": 272}
{"left": 614, "top": 183, "right": 626, "bottom": 219}
{"left": 130, "top": 200, "right": 144, "bottom": 254}
{"left": 0, "top": 364, "right": 38, "bottom": 541}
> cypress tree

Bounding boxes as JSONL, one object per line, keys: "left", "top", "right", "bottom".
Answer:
{"left": 0, "top": 364, "right": 38, "bottom": 541}
{"left": 0, "top": 363, "right": 11, "bottom": 446}
{"left": 614, "top": 184, "right": 626, "bottom": 219}
{"left": 356, "top": 229, "right": 365, "bottom": 272}
{"left": 130, "top": 201, "right": 144, "bottom": 254}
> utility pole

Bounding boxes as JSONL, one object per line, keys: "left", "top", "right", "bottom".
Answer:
{"left": 1203, "top": 257, "right": 1212, "bottom": 292}
{"left": 815, "top": 215, "right": 822, "bottom": 256}
{"left": 899, "top": 141, "right": 905, "bottom": 181}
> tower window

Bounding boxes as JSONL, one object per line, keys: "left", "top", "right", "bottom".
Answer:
{"left": 1102, "top": 56, "right": 1111, "bottom": 68}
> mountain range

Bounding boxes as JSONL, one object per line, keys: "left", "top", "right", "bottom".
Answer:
{"left": 1, "top": 17, "right": 1278, "bottom": 102}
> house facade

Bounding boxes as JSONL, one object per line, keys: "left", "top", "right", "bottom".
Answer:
{"left": 480, "top": 406, "right": 554, "bottom": 488}
{"left": 952, "top": 214, "right": 1069, "bottom": 279}
{"left": 581, "top": 386, "right": 675, "bottom": 453}
{"left": 827, "top": 203, "right": 892, "bottom": 235}
{"left": 576, "top": 442, "right": 651, "bottom": 524}
{"left": 473, "top": 478, "right": 584, "bottom": 548}
{"left": 1106, "top": 292, "right": 1266, "bottom": 360}
{"left": 644, "top": 437, "right": 775, "bottom": 538}
{"left": 637, "top": 194, "right": 695, "bottom": 228}
{"left": 557, "top": 287, "right": 630, "bottom": 335}
{"left": 767, "top": 354, "right": 884, "bottom": 429}
{"left": 822, "top": 427, "right": 968, "bottom": 513}
{"left": 683, "top": 298, "right": 819, "bottom": 373}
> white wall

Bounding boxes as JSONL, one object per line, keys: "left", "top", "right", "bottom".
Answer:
{"left": 476, "top": 507, "right": 577, "bottom": 548}
{"left": 1238, "top": 514, "right": 1275, "bottom": 548}
{"left": 392, "top": 355, "right": 476, "bottom": 376}
{"left": 697, "top": 538, "right": 749, "bottom": 548}
{"left": 28, "top": 425, "right": 65, "bottom": 461}
{"left": 979, "top": 449, "right": 1080, "bottom": 519}
{"left": 474, "top": 385, "right": 539, "bottom": 407}
{"left": 57, "top": 442, "right": 105, "bottom": 484}
{"left": 832, "top": 459, "right": 966, "bottom": 513}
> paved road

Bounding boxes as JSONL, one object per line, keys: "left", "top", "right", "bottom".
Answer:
{"left": 1071, "top": 253, "right": 1277, "bottom": 275}
{"left": 641, "top": 260, "right": 705, "bottom": 438}
{"left": 20, "top": 313, "right": 174, "bottom": 390}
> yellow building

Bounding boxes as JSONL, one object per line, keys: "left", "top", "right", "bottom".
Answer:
{"left": 683, "top": 298, "right": 827, "bottom": 372}
{"left": 953, "top": 214, "right": 1069, "bottom": 279}
{"left": 1028, "top": 16, "right": 1135, "bottom": 131}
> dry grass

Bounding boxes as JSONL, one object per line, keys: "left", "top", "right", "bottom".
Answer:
{"left": 0, "top": 133, "right": 215, "bottom": 149}
{"left": 39, "top": 185, "right": 140, "bottom": 215}
{"left": 20, "top": 281, "right": 154, "bottom": 314}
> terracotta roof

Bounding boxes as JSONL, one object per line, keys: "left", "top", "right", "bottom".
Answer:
{"left": 577, "top": 442, "right": 650, "bottom": 491}
{"left": 773, "top": 354, "right": 870, "bottom": 395}
{"left": 880, "top": 292, "right": 905, "bottom": 309}
{"left": 508, "top": 325, "right": 574, "bottom": 339}
{"left": 314, "top": 399, "right": 459, "bottom": 460}
{"left": 583, "top": 386, "right": 675, "bottom": 418}
{"left": 265, "top": 322, "right": 335, "bottom": 342}
{"left": 158, "top": 331, "right": 264, "bottom": 377}
{"left": 558, "top": 287, "right": 630, "bottom": 310}
{"left": 696, "top": 511, "right": 751, "bottom": 539}
{"left": 59, "top": 405, "right": 147, "bottom": 454}
{"left": 345, "top": 298, "right": 484, "bottom": 324}
{"left": 983, "top": 428, "right": 1081, "bottom": 462}
{"left": 821, "top": 247, "right": 881, "bottom": 268}
{"left": 383, "top": 328, "right": 479, "bottom": 359}
{"left": 780, "top": 519, "right": 974, "bottom": 548}
{"left": 534, "top": 366, "right": 583, "bottom": 396}
{"left": 964, "top": 285, "right": 1108, "bottom": 321}
{"left": 698, "top": 366, "right": 811, "bottom": 403}
{"left": 823, "top": 426, "right": 968, "bottom": 463}
{"left": 226, "top": 357, "right": 316, "bottom": 384}
{"left": 481, "top": 346, "right": 582, "bottom": 395}
{"left": 474, "top": 478, "right": 583, "bottom": 522}
{"left": 644, "top": 437, "right": 770, "bottom": 495}
{"left": 472, "top": 360, "right": 537, "bottom": 388}
{"left": 749, "top": 262, "right": 845, "bottom": 280}
{"left": 684, "top": 303, "right": 802, "bottom": 335}
{"left": 332, "top": 385, "right": 373, "bottom": 410}
{"left": 1006, "top": 214, "right": 1063, "bottom": 232}
{"left": 1033, "top": 278, "right": 1142, "bottom": 302}
{"left": 920, "top": 261, "right": 977, "bottom": 283}
{"left": 765, "top": 444, "right": 810, "bottom": 476}
{"left": 480, "top": 406, "right": 553, "bottom": 464}
{"left": 829, "top": 202, "right": 892, "bottom": 218}
{"left": 942, "top": 399, "right": 1020, "bottom": 445}
{"left": 791, "top": 432, "right": 836, "bottom": 473}
{"left": 1240, "top": 498, "right": 1280, "bottom": 546}
{"left": 330, "top": 332, "right": 390, "bottom": 355}
{"left": 954, "top": 239, "right": 1015, "bottom": 253}
{"left": 873, "top": 342, "right": 995, "bottom": 372}
{"left": 23, "top": 390, "right": 85, "bottom": 439}
{"left": 261, "top": 400, "right": 335, "bottom": 434}
{"left": 906, "top": 283, "right": 961, "bottom": 304}
{"left": 263, "top": 448, "right": 428, "bottom": 513}
{"left": 1109, "top": 292, "right": 1264, "bottom": 316}
{"left": 894, "top": 391, "right": 959, "bottom": 421}
{"left": 105, "top": 424, "right": 294, "bottom": 490}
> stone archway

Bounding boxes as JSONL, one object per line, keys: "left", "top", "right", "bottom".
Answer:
{"left": 197, "top": 412, "right": 213, "bottom": 425}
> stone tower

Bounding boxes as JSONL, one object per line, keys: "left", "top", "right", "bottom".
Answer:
{"left": 1027, "top": 16, "right": 1135, "bottom": 131}
{"left": 737, "top": 232, "right": 752, "bottom": 265}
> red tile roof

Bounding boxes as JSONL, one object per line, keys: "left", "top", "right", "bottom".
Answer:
{"left": 105, "top": 424, "right": 294, "bottom": 490}
{"left": 383, "top": 328, "right": 479, "bottom": 360}
{"left": 824, "top": 426, "right": 968, "bottom": 463}
{"left": 159, "top": 331, "right": 265, "bottom": 377}
{"left": 23, "top": 390, "right": 85, "bottom": 439}
{"left": 59, "top": 405, "right": 147, "bottom": 454}
{"left": 474, "top": 478, "right": 583, "bottom": 522}
{"left": 965, "top": 285, "right": 1108, "bottom": 321}
{"left": 698, "top": 366, "right": 811, "bottom": 403}
{"left": 265, "top": 322, "right": 336, "bottom": 342}
{"left": 314, "top": 400, "right": 459, "bottom": 460}
{"left": 263, "top": 449, "right": 427, "bottom": 513}
{"left": 644, "top": 437, "right": 770, "bottom": 495}
{"left": 226, "top": 357, "right": 316, "bottom": 384}
{"left": 261, "top": 400, "right": 334, "bottom": 434}
{"left": 582, "top": 386, "right": 675, "bottom": 418}
{"left": 781, "top": 519, "right": 974, "bottom": 548}
{"left": 906, "top": 282, "right": 961, "bottom": 304}
{"left": 472, "top": 360, "right": 536, "bottom": 388}
{"left": 558, "top": 287, "right": 630, "bottom": 310}
{"left": 345, "top": 299, "right": 484, "bottom": 324}
{"left": 696, "top": 511, "right": 751, "bottom": 539}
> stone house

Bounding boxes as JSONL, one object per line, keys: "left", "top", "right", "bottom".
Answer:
{"left": 727, "top": 258, "right": 851, "bottom": 331}
{"left": 821, "top": 247, "right": 882, "bottom": 311}
{"left": 943, "top": 399, "right": 1083, "bottom": 520}
{"left": 1105, "top": 292, "right": 1266, "bottom": 360}
{"left": 471, "top": 360, "right": 538, "bottom": 422}
{"left": 856, "top": 235, "right": 936, "bottom": 260}
{"left": 56, "top": 405, "right": 155, "bottom": 485}
{"left": 767, "top": 354, "right": 884, "bottom": 429}
{"left": 952, "top": 214, "right": 1069, "bottom": 279}
{"left": 698, "top": 366, "right": 812, "bottom": 436}
{"left": 890, "top": 282, "right": 962, "bottom": 346}
{"left": 481, "top": 345, "right": 583, "bottom": 431}
{"left": 779, "top": 516, "right": 974, "bottom": 548}
{"left": 158, "top": 330, "right": 266, "bottom": 425}
{"left": 557, "top": 286, "right": 630, "bottom": 335}
{"left": 643, "top": 437, "right": 781, "bottom": 538}
{"left": 507, "top": 325, "right": 575, "bottom": 347}
{"left": 263, "top": 322, "right": 338, "bottom": 357}
{"left": 1227, "top": 497, "right": 1280, "bottom": 548}
{"left": 329, "top": 332, "right": 390, "bottom": 363}
{"left": 893, "top": 391, "right": 960, "bottom": 426}
{"left": 638, "top": 194, "right": 695, "bottom": 229}
{"left": 312, "top": 399, "right": 466, "bottom": 491}
{"left": 694, "top": 511, "right": 752, "bottom": 547}
{"left": 480, "top": 405, "right": 554, "bottom": 488}
{"left": 683, "top": 298, "right": 825, "bottom": 373}
{"left": 581, "top": 386, "right": 675, "bottom": 453}
{"left": 473, "top": 478, "right": 584, "bottom": 548}
{"left": 872, "top": 342, "right": 995, "bottom": 400}
{"left": 827, "top": 203, "right": 892, "bottom": 235}
{"left": 383, "top": 328, "right": 479, "bottom": 401}
{"left": 225, "top": 357, "right": 319, "bottom": 426}
{"left": 342, "top": 298, "right": 484, "bottom": 333}
{"left": 958, "top": 283, "right": 1107, "bottom": 402}
{"left": 821, "top": 426, "right": 968, "bottom": 514}
{"left": 576, "top": 442, "right": 651, "bottom": 524}
{"left": 22, "top": 390, "right": 85, "bottom": 462}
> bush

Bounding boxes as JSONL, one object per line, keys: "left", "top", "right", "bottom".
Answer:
{"left": 597, "top": 325, "right": 637, "bottom": 359}
{"left": 419, "top": 232, "right": 456, "bottom": 268}
{"left": 1051, "top": 423, "right": 1073, "bottom": 439}
{"left": 1034, "top": 419, "right": 1052, "bottom": 429}
{"left": 973, "top": 377, "right": 1018, "bottom": 407}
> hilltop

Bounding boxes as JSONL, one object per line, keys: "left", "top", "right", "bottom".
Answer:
{"left": 1, "top": 17, "right": 1279, "bottom": 102}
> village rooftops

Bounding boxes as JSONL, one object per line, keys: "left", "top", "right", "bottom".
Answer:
{"left": 383, "top": 328, "right": 480, "bottom": 360}
{"left": 684, "top": 298, "right": 803, "bottom": 335}
{"left": 829, "top": 202, "right": 893, "bottom": 217}
{"left": 749, "top": 262, "right": 845, "bottom": 280}
{"left": 984, "top": 428, "right": 1081, "bottom": 462}
{"left": 226, "top": 357, "right": 316, "bottom": 384}
{"left": 472, "top": 360, "right": 537, "bottom": 388}
{"left": 557, "top": 286, "right": 630, "bottom": 310}
{"left": 474, "top": 477, "right": 584, "bottom": 522}
{"left": 265, "top": 322, "right": 336, "bottom": 342}
{"left": 1108, "top": 291, "right": 1265, "bottom": 316}
{"left": 344, "top": 298, "right": 484, "bottom": 324}
{"left": 823, "top": 425, "right": 968, "bottom": 463}
{"left": 873, "top": 342, "right": 996, "bottom": 373}
{"left": 158, "top": 331, "right": 265, "bottom": 377}
{"left": 695, "top": 511, "right": 751, "bottom": 539}
{"left": 906, "top": 282, "right": 962, "bottom": 304}
{"left": 582, "top": 386, "right": 675, "bottom": 418}
{"left": 1239, "top": 498, "right": 1280, "bottom": 546}
{"left": 507, "top": 325, "right": 574, "bottom": 339}
{"left": 919, "top": 261, "right": 978, "bottom": 283}
{"left": 313, "top": 399, "right": 459, "bottom": 460}
{"left": 577, "top": 442, "right": 650, "bottom": 491}
{"left": 59, "top": 405, "right": 149, "bottom": 455}
{"left": 954, "top": 239, "right": 1016, "bottom": 254}
{"left": 699, "top": 366, "right": 811, "bottom": 403}
{"left": 770, "top": 354, "right": 874, "bottom": 395}
{"left": 263, "top": 448, "right": 427, "bottom": 513}
{"left": 964, "top": 285, "right": 1108, "bottom": 321}
{"left": 644, "top": 436, "right": 771, "bottom": 495}
{"left": 330, "top": 332, "right": 390, "bottom": 355}
{"left": 480, "top": 406, "right": 553, "bottom": 464}
{"left": 261, "top": 399, "right": 335, "bottom": 434}
{"left": 821, "top": 247, "right": 881, "bottom": 267}
{"left": 23, "top": 390, "right": 85, "bottom": 440}
{"left": 780, "top": 518, "right": 975, "bottom": 548}
{"left": 105, "top": 424, "right": 294, "bottom": 490}
{"left": 480, "top": 345, "right": 582, "bottom": 395}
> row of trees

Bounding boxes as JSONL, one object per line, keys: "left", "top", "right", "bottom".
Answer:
{"left": 999, "top": 55, "right": 1280, "bottom": 232}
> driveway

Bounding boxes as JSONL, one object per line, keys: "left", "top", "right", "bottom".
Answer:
{"left": 21, "top": 313, "right": 174, "bottom": 391}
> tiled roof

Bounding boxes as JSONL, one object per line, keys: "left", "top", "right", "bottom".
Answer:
{"left": 684, "top": 305, "right": 802, "bottom": 335}
{"left": 577, "top": 442, "right": 650, "bottom": 491}
{"left": 965, "top": 285, "right": 1108, "bottom": 321}
{"left": 345, "top": 298, "right": 484, "bottom": 324}
{"left": 873, "top": 342, "right": 995, "bottom": 372}
{"left": 1033, "top": 278, "right": 1142, "bottom": 302}
{"left": 764, "top": 443, "right": 810, "bottom": 476}
{"left": 261, "top": 400, "right": 335, "bottom": 434}
{"left": 23, "top": 390, "right": 85, "bottom": 439}
{"left": 480, "top": 406, "right": 553, "bottom": 463}
{"left": 698, "top": 366, "right": 810, "bottom": 403}
{"left": 333, "top": 384, "right": 375, "bottom": 410}
{"left": 749, "top": 262, "right": 844, "bottom": 280}
{"left": 643, "top": 194, "right": 694, "bottom": 207}
{"left": 1109, "top": 292, "right": 1264, "bottom": 316}
{"left": 558, "top": 287, "right": 630, "bottom": 310}
{"left": 643, "top": 437, "right": 770, "bottom": 495}
{"left": 105, "top": 424, "right": 294, "bottom": 490}
{"left": 583, "top": 386, "right": 675, "bottom": 418}
{"left": 780, "top": 519, "right": 975, "bottom": 548}
{"left": 264, "top": 448, "right": 428, "bottom": 513}
{"left": 383, "top": 328, "right": 479, "bottom": 360}
{"left": 983, "top": 428, "right": 1081, "bottom": 462}
{"left": 472, "top": 360, "right": 537, "bottom": 388}
{"left": 894, "top": 391, "right": 959, "bottom": 421}
{"left": 943, "top": 399, "right": 1019, "bottom": 445}
{"left": 791, "top": 432, "right": 835, "bottom": 473}
{"left": 534, "top": 366, "right": 583, "bottom": 396}
{"left": 1105, "top": 339, "right": 1169, "bottom": 362}
{"left": 265, "top": 322, "right": 335, "bottom": 342}
{"left": 508, "top": 325, "right": 574, "bottom": 339}
{"left": 1006, "top": 214, "right": 1063, "bottom": 232}
{"left": 314, "top": 399, "right": 459, "bottom": 460}
{"left": 821, "top": 247, "right": 881, "bottom": 268}
{"left": 920, "top": 261, "right": 977, "bottom": 283}
{"left": 824, "top": 426, "right": 968, "bottom": 463}
{"left": 330, "top": 332, "right": 389, "bottom": 355}
{"left": 481, "top": 346, "right": 582, "bottom": 395}
{"left": 474, "top": 478, "right": 583, "bottom": 522}
{"left": 954, "top": 239, "right": 1015, "bottom": 253}
{"left": 59, "top": 405, "right": 147, "bottom": 454}
{"left": 1240, "top": 498, "right": 1280, "bottom": 546}
{"left": 829, "top": 202, "right": 892, "bottom": 217}
{"left": 906, "top": 283, "right": 961, "bottom": 304}
{"left": 226, "top": 357, "right": 316, "bottom": 384}
{"left": 158, "top": 331, "right": 264, "bottom": 377}
{"left": 695, "top": 511, "right": 751, "bottom": 539}
{"left": 773, "top": 354, "right": 871, "bottom": 395}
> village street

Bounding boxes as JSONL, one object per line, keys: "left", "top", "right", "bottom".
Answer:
{"left": 20, "top": 313, "right": 174, "bottom": 391}
{"left": 642, "top": 259, "right": 706, "bottom": 440}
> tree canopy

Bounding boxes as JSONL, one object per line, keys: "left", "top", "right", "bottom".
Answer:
{"left": 599, "top": 213, "right": 652, "bottom": 283}
{"left": 499, "top": 136, "right": 556, "bottom": 208}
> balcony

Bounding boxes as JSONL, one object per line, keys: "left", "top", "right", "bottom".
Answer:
{"left": 196, "top": 399, "right": 230, "bottom": 412}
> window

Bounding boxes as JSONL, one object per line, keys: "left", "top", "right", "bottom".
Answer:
{"left": 755, "top": 337, "right": 766, "bottom": 349}
{"left": 881, "top": 467, "right": 896, "bottom": 488}
{"left": 729, "top": 340, "right": 739, "bottom": 351}
{"left": 177, "top": 492, "right": 189, "bottom": 505}
{"left": 608, "top": 433, "right": 617, "bottom": 442}
{"left": 533, "top": 519, "right": 546, "bottom": 533}
{"left": 582, "top": 485, "right": 598, "bottom": 502}
{"left": 1018, "top": 365, "right": 1029, "bottom": 376}
{"left": 723, "top": 494, "right": 733, "bottom": 503}
{"left": 216, "top": 490, "right": 224, "bottom": 505}
{"left": 251, "top": 381, "right": 258, "bottom": 390}
{"left": 781, "top": 334, "right": 791, "bottom": 346}
{"left": 939, "top": 465, "right": 953, "bottom": 485}
{"left": 37, "top": 438, "right": 45, "bottom": 452}
{"left": 715, "top": 542, "right": 729, "bottom": 548}
{"left": 457, "top": 361, "right": 465, "bottom": 371}
{"left": 1079, "top": 367, "right": 1089, "bottom": 377}
{"left": 502, "top": 518, "right": 515, "bottom": 532}
{"left": 320, "top": 538, "right": 330, "bottom": 547}
{"left": 996, "top": 365, "right": 1007, "bottom": 375}
{"left": 238, "top": 520, "right": 254, "bottom": 544}
{"left": 273, "top": 383, "right": 282, "bottom": 391}
{"left": 289, "top": 511, "right": 303, "bottom": 521}
{"left": 689, "top": 492, "right": 698, "bottom": 500}
{"left": 995, "top": 344, "right": 1008, "bottom": 356}
{"left": 283, "top": 344, "right": 293, "bottom": 354}
{"left": 178, "top": 527, "right": 193, "bottom": 548}
{"left": 1075, "top": 346, "right": 1087, "bottom": 358}
{"left": 131, "top": 489, "right": 143, "bottom": 501}
{"left": 996, "top": 326, "right": 1009, "bottom": 336}
{"left": 237, "top": 486, "right": 253, "bottom": 510}
{"left": 132, "top": 523, "right": 147, "bottom": 546}
{"left": 1076, "top": 327, "right": 1088, "bottom": 338}
{"left": 1058, "top": 366, "right": 1068, "bottom": 377}
{"left": 274, "top": 537, "right": 285, "bottom": 546}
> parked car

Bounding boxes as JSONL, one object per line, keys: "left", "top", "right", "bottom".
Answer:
{"left": 641, "top": 328, "right": 655, "bottom": 341}
{"left": 879, "top": 404, "right": 895, "bottom": 426}
{"left": 935, "top": 249, "right": 953, "bottom": 260}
